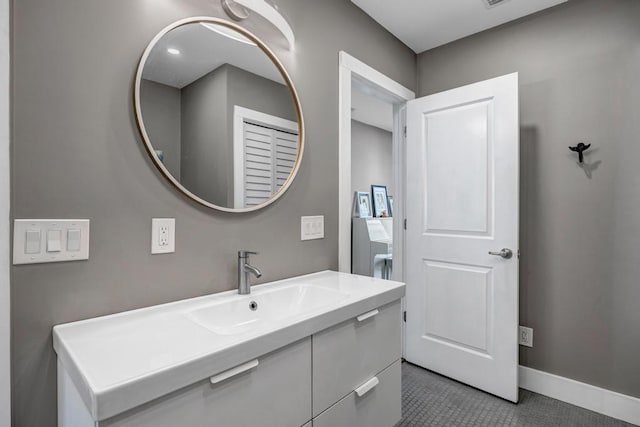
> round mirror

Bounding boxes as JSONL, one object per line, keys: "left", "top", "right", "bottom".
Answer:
{"left": 134, "top": 17, "right": 304, "bottom": 212}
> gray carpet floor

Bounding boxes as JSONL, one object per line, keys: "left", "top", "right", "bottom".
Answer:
{"left": 398, "top": 362, "right": 635, "bottom": 427}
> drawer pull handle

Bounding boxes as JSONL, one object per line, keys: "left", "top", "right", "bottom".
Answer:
{"left": 210, "top": 359, "right": 259, "bottom": 384}
{"left": 355, "top": 376, "right": 379, "bottom": 397}
{"left": 356, "top": 309, "right": 379, "bottom": 322}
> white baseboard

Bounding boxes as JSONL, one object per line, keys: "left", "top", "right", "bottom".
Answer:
{"left": 519, "top": 366, "right": 640, "bottom": 426}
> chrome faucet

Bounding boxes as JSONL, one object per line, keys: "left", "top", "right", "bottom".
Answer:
{"left": 238, "top": 250, "right": 262, "bottom": 295}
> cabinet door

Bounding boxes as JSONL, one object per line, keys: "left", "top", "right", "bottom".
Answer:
{"left": 101, "top": 338, "right": 311, "bottom": 427}
{"left": 313, "top": 360, "right": 401, "bottom": 427}
{"left": 312, "top": 300, "right": 401, "bottom": 416}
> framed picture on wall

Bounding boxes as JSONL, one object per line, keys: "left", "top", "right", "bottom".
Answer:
{"left": 371, "top": 185, "right": 389, "bottom": 217}
{"left": 355, "top": 191, "right": 372, "bottom": 218}
{"left": 387, "top": 195, "right": 394, "bottom": 217}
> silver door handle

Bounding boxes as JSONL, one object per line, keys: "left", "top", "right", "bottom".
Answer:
{"left": 488, "top": 248, "right": 513, "bottom": 259}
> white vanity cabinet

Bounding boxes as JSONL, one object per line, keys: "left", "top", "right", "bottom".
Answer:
{"left": 99, "top": 338, "right": 312, "bottom": 427}
{"left": 54, "top": 271, "right": 406, "bottom": 427}
{"left": 312, "top": 300, "right": 401, "bottom": 417}
{"left": 313, "top": 360, "right": 401, "bottom": 427}
{"left": 311, "top": 300, "right": 402, "bottom": 425}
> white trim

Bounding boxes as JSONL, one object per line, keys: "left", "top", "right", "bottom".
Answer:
{"left": 0, "top": 0, "right": 10, "bottom": 421}
{"left": 391, "top": 103, "right": 406, "bottom": 285}
{"left": 233, "top": 105, "right": 298, "bottom": 209}
{"left": 519, "top": 366, "right": 640, "bottom": 426}
{"left": 338, "top": 51, "right": 415, "bottom": 274}
{"left": 338, "top": 62, "right": 351, "bottom": 273}
{"left": 339, "top": 53, "right": 415, "bottom": 102}
{"left": 394, "top": 104, "right": 407, "bottom": 357}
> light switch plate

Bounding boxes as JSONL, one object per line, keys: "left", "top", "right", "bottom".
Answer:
{"left": 13, "top": 219, "right": 90, "bottom": 265}
{"left": 301, "top": 216, "right": 324, "bottom": 241}
{"left": 151, "top": 218, "right": 175, "bottom": 254}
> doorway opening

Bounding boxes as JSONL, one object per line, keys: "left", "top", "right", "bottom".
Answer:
{"left": 337, "top": 51, "right": 414, "bottom": 284}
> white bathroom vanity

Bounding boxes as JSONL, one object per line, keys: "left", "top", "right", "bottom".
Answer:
{"left": 54, "top": 271, "right": 405, "bottom": 427}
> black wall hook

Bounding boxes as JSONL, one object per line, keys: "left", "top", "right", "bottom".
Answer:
{"left": 569, "top": 142, "right": 591, "bottom": 163}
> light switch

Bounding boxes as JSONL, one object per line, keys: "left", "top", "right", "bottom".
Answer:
{"left": 301, "top": 216, "right": 324, "bottom": 241}
{"left": 25, "top": 229, "right": 41, "bottom": 254}
{"left": 13, "top": 219, "right": 90, "bottom": 265}
{"left": 47, "top": 229, "right": 62, "bottom": 252}
{"left": 67, "top": 229, "right": 81, "bottom": 252}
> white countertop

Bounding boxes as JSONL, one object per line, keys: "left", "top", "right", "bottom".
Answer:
{"left": 53, "top": 270, "right": 405, "bottom": 421}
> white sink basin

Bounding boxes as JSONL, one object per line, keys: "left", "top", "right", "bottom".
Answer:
{"left": 186, "top": 284, "right": 349, "bottom": 335}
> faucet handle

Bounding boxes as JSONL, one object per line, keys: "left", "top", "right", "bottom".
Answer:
{"left": 238, "top": 250, "right": 259, "bottom": 258}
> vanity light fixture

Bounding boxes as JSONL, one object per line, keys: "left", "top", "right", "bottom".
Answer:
{"left": 221, "top": 0, "right": 295, "bottom": 50}
{"left": 483, "top": 0, "right": 510, "bottom": 7}
{"left": 221, "top": 0, "right": 250, "bottom": 21}
{"left": 167, "top": 48, "right": 181, "bottom": 55}
{"left": 200, "top": 22, "right": 256, "bottom": 46}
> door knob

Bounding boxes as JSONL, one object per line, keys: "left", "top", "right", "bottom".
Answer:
{"left": 488, "top": 248, "right": 513, "bottom": 259}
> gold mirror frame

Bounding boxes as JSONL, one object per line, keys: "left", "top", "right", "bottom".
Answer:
{"left": 134, "top": 17, "right": 305, "bottom": 213}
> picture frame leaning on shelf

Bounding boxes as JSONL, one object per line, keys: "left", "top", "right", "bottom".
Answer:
{"left": 355, "top": 191, "right": 372, "bottom": 218}
{"left": 371, "top": 185, "right": 389, "bottom": 218}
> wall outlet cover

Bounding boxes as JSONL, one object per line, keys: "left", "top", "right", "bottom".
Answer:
{"left": 519, "top": 326, "right": 533, "bottom": 347}
{"left": 151, "top": 218, "right": 175, "bottom": 254}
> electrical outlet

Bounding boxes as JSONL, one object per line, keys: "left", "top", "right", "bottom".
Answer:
{"left": 519, "top": 326, "right": 533, "bottom": 347}
{"left": 151, "top": 218, "right": 175, "bottom": 254}
{"left": 159, "top": 225, "right": 169, "bottom": 247}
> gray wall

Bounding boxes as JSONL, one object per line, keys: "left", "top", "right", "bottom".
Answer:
{"left": 351, "top": 120, "right": 392, "bottom": 195}
{"left": 10, "top": 0, "right": 416, "bottom": 426}
{"left": 140, "top": 79, "right": 181, "bottom": 178}
{"left": 181, "top": 64, "right": 228, "bottom": 205}
{"left": 225, "top": 63, "right": 296, "bottom": 123}
{"left": 417, "top": 0, "right": 640, "bottom": 398}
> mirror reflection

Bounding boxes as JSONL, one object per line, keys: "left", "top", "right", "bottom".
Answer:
{"left": 137, "top": 20, "right": 301, "bottom": 210}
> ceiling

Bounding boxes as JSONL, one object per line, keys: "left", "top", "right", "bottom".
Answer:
{"left": 350, "top": 0, "right": 568, "bottom": 53}
{"left": 351, "top": 83, "right": 393, "bottom": 132}
{"left": 142, "top": 22, "right": 284, "bottom": 89}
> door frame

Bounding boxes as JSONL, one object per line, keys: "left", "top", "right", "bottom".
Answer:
{"left": 337, "top": 51, "right": 414, "bottom": 279}
{"left": 1, "top": 0, "right": 10, "bottom": 421}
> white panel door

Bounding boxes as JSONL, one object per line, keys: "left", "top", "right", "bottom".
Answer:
{"left": 405, "top": 73, "right": 519, "bottom": 402}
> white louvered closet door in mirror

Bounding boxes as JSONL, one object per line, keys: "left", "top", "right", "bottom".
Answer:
{"left": 274, "top": 130, "right": 298, "bottom": 190}
{"left": 242, "top": 122, "right": 298, "bottom": 208}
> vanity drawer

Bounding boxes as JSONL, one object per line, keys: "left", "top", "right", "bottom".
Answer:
{"left": 312, "top": 300, "right": 401, "bottom": 416}
{"left": 313, "top": 360, "right": 401, "bottom": 427}
{"left": 101, "top": 338, "right": 311, "bottom": 427}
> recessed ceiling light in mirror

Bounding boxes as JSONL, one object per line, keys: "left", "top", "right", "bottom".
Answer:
{"left": 167, "top": 48, "right": 181, "bottom": 55}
